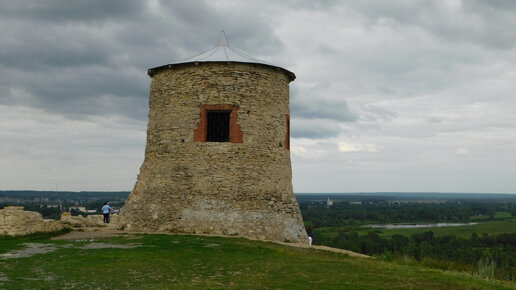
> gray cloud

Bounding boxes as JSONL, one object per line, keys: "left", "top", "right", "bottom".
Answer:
{"left": 359, "top": 105, "right": 397, "bottom": 123}
{"left": 0, "top": 0, "right": 144, "bottom": 22}
{"left": 344, "top": 0, "right": 516, "bottom": 49}
{"left": 291, "top": 86, "right": 358, "bottom": 122}
{"left": 289, "top": 87, "right": 358, "bottom": 139}
{"left": 291, "top": 97, "right": 358, "bottom": 122}
{"left": 0, "top": 66, "right": 149, "bottom": 119}
{"left": 291, "top": 118, "right": 343, "bottom": 139}
{"left": 0, "top": 0, "right": 282, "bottom": 121}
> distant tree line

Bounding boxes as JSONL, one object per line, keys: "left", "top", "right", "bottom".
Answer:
{"left": 0, "top": 190, "right": 129, "bottom": 200}
{"left": 300, "top": 200, "right": 516, "bottom": 281}
{"left": 317, "top": 231, "right": 515, "bottom": 281}
{"left": 0, "top": 191, "right": 128, "bottom": 220}
{"left": 300, "top": 201, "right": 516, "bottom": 227}
{"left": 0, "top": 200, "right": 125, "bottom": 220}
{"left": 0, "top": 191, "right": 129, "bottom": 207}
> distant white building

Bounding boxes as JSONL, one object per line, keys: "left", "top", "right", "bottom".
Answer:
{"left": 326, "top": 197, "right": 333, "bottom": 207}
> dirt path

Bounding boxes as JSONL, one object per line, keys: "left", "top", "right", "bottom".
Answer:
{"left": 275, "top": 241, "right": 372, "bottom": 258}
{"left": 51, "top": 229, "right": 371, "bottom": 258}
{"left": 50, "top": 229, "right": 125, "bottom": 241}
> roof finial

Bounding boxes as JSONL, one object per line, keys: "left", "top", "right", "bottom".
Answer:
{"left": 218, "top": 30, "right": 230, "bottom": 47}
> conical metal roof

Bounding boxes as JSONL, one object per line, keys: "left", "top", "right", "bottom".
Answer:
{"left": 148, "top": 31, "right": 295, "bottom": 81}
{"left": 183, "top": 31, "right": 270, "bottom": 64}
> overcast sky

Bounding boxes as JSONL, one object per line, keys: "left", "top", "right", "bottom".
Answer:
{"left": 1, "top": 0, "right": 515, "bottom": 193}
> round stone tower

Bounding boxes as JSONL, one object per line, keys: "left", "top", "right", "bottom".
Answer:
{"left": 120, "top": 32, "right": 307, "bottom": 243}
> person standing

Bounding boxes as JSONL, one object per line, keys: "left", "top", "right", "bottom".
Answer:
{"left": 307, "top": 225, "right": 314, "bottom": 246}
{"left": 102, "top": 201, "right": 111, "bottom": 223}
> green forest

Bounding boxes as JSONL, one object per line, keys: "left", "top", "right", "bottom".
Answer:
{"left": 301, "top": 199, "right": 516, "bottom": 281}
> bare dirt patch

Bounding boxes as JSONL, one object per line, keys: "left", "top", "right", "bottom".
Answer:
{"left": 80, "top": 243, "right": 141, "bottom": 249}
{"left": 1, "top": 230, "right": 143, "bottom": 260}
{"left": 0, "top": 243, "right": 58, "bottom": 259}
{"left": 275, "top": 241, "right": 372, "bottom": 258}
{"left": 51, "top": 229, "right": 127, "bottom": 241}
{"left": 0, "top": 269, "right": 9, "bottom": 282}
{"left": 203, "top": 243, "right": 220, "bottom": 248}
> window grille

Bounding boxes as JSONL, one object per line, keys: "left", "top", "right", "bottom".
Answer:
{"left": 207, "top": 111, "right": 230, "bottom": 142}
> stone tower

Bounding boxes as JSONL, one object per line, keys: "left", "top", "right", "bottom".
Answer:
{"left": 120, "top": 32, "right": 307, "bottom": 243}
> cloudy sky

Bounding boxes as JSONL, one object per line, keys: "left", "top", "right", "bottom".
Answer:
{"left": 1, "top": 0, "right": 515, "bottom": 193}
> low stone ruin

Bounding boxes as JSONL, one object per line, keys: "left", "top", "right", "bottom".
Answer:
{"left": 60, "top": 212, "right": 118, "bottom": 228}
{"left": 0, "top": 207, "right": 119, "bottom": 236}
{"left": 0, "top": 206, "right": 64, "bottom": 236}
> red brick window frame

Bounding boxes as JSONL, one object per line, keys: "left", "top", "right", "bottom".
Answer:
{"left": 194, "top": 104, "right": 243, "bottom": 143}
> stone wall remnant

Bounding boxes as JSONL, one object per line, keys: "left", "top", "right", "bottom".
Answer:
{"left": 0, "top": 206, "right": 64, "bottom": 236}
{"left": 60, "top": 212, "right": 119, "bottom": 228}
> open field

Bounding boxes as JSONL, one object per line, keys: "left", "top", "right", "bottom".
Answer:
{"left": 0, "top": 232, "right": 514, "bottom": 289}
{"left": 316, "top": 219, "right": 516, "bottom": 240}
{"left": 470, "top": 212, "right": 514, "bottom": 221}
{"left": 363, "top": 219, "right": 516, "bottom": 238}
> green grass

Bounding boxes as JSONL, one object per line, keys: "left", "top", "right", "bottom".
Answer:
{"left": 0, "top": 233, "right": 514, "bottom": 289}
{"left": 315, "top": 227, "right": 342, "bottom": 239}
{"left": 495, "top": 212, "right": 513, "bottom": 219}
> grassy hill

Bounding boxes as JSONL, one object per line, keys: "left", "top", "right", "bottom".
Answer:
{"left": 0, "top": 232, "right": 514, "bottom": 289}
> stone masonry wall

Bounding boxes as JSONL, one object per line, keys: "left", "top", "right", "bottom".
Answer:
{"left": 60, "top": 212, "right": 119, "bottom": 227}
{"left": 120, "top": 62, "right": 308, "bottom": 243}
{"left": 0, "top": 206, "right": 64, "bottom": 236}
